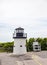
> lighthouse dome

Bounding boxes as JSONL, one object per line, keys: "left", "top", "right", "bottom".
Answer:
{"left": 15, "top": 27, "right": 24, "bottom": 33}
{"left": 15, "top": 27, "right": 24, "bottom": 30}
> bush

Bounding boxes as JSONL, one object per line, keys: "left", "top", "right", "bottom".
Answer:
{"left": 0, "top": 41, "right": 14, "bottom": 52}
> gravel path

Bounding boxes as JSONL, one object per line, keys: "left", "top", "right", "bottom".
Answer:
{"left": 32, "top": 51, "right": 47, "bottom": 58}
{"left": 0, "top": 51, "right": 47, "bottom": 65}
{"left": 0, "top": 52, "right": 32, "bottom": 65}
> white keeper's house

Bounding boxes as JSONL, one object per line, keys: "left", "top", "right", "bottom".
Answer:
{"left": 13, "top": 27, "right": 27, "bottom": 55}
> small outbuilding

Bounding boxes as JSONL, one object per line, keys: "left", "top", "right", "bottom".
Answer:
{"left": 33, "top": 42, "right": 41, "bottom": 52}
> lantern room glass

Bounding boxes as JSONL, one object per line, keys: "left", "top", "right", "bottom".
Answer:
{"left": 16, "top": 29, "right": 24, "bottom": 33}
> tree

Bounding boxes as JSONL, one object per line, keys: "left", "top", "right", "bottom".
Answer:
{"left": 26, "top": 38, "right": 35, "bottom": 51}
{"left": 36, "top": 38, "right": 43, "bottom": 43}
{"left": 41, "top": 38, "right": 47, "bottom": 50}
{"left": 36, "top": 38, "right": 47, "bottom": 50}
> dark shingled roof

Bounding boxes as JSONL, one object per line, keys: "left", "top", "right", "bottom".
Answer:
{"left": 15, "top": 27, "right": 24, "bottom": 30}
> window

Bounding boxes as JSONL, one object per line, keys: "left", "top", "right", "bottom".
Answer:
{"left": 20, "top": 45, "right": 22, "bottom": 47}
{"left": 35, "top": 45, "right": 38, "bottom": 49}
{"left": 16, "top": 30, "right": 19, "bottom": 33}
{"left": 18, "top": 30, "right": 24, "bottom": 33}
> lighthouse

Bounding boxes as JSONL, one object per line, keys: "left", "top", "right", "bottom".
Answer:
{"left": 13, "top": 27, "right": 27, "bottom": 55}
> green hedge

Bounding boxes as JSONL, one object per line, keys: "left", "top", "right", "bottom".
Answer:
{"left": 0, "top": 41, "right": 14, "bottom": 52}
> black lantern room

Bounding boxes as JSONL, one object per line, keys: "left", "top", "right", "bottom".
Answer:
{"left": 13, "top": 27, "right": 27, "bottom": 38}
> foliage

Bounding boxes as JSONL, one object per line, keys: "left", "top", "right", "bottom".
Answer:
{"left": 36, "top": 38, "right": 47, "bottom": 50}
{"left": 26, "top": 38, "right": 47, "bottom": 52}
{"left": 0, "top": 38, "right": 47, "bottom": 52}
{"left": 0, "top": 41, "right": 14, "bottom": 52}
{"left": 26, "top": 38, "right": 35, "bottom": 52}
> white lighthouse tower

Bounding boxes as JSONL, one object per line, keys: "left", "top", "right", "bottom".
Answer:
{"left": 13, "top": 27, "right": 27, "bottom": 55}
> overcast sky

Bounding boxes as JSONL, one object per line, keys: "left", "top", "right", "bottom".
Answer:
{"left": 0, "top": 0, "right": 47, "bottom": 42}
